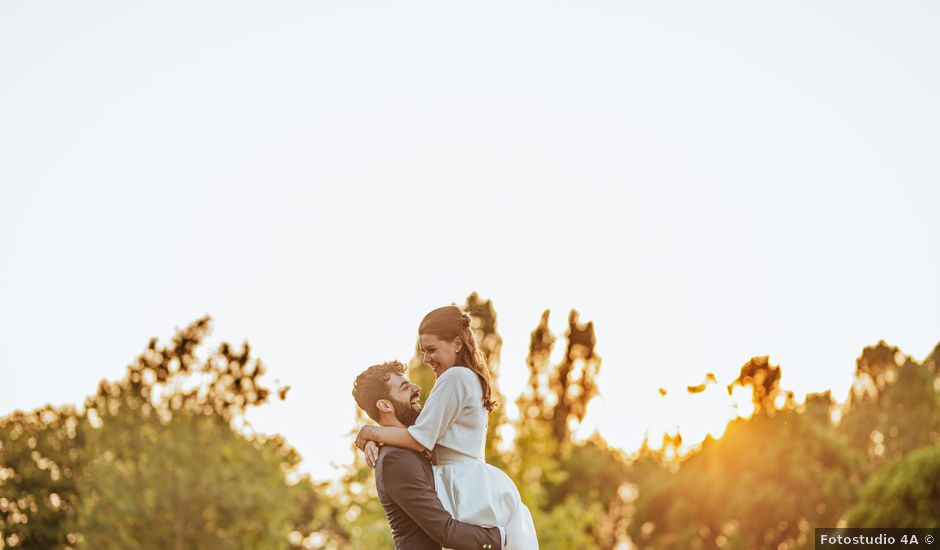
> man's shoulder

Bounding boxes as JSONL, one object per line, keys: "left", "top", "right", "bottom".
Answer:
{"left": 378, "top": 446, "right": 426, "bottom": 467}
{"left": 377, "top": 447, "right": 430, "bottom": 481}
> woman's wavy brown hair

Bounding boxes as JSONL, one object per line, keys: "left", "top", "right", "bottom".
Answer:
{"left": 419, "top": 305, "right": 497, "bottom": 412}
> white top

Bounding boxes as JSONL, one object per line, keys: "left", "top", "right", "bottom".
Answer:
{"left": 407, "top": 366, "right": 487, "bottom": 463}
{"left": 407, "top": 365, "right": 540, "bottom": 549}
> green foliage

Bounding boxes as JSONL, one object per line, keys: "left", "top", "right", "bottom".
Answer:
{"left": 726, "top": 356, "right": 783, "bottom": 415}
{"left": 465, "top": 292, "right": 510, "bottom": 473}
{"left": 0, "top": 316, "right": 321, "bottom": 549}
{"left": 511, "top": 307, "right": 628, "bottom": 548}
{"left": 845, "top": 444, "right": 940, "bottom": 528}
{"left": 548, "top": 435, "right": 629, "bottom": 512}
{"left": 0, "top": 405, "right": 83, "bottom": 548}
{"left": 630, "top": 409, "right": 866, "bottom": 549}
{"left": 530, "top": 495, "right": 603, "bottom": 549}
{"left": 840, "top": 341, "right": 940, "bottom": 467}
{"left": 74, "top": 416, "right": 299, "bottom": 549}
{"left": 5, "top": 302, "right": 940, "bottom": 550}
{"left": 319, "top": 415, "right": 395, "bottom": 550}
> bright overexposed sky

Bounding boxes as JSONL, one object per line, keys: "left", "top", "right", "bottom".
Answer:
{"left": 2, "top": 1, "right": 938, "bottom": 481}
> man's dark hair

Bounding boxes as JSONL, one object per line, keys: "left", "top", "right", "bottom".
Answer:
{"left": 352, "top": 360, "right": 407, "bottom": 422}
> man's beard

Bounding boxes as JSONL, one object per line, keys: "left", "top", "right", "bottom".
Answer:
{"left": 391, "top": 397, "right": 420, "bottom": 426}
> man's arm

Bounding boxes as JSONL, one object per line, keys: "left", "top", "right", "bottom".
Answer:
{"left": 381, "top": 450, "right": 503, "bottom": 550}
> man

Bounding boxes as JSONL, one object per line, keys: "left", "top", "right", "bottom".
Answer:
{"left": 352, "top": 360, "right": 504, "bottom": 550}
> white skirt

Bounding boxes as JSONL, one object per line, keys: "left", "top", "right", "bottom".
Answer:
{"left": 433, "top": 459, "right": 539, "bottom": 550}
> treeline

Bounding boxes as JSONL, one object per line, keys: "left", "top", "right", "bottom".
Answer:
{"left": 0, "top": 317, "right": 331, "bottom": 549}
{"left": 628, "top": 343, "right": 940, "bottom": 549}
{"left": 1, "top": 295, "right": 938, "bottom": 549}
{"left": 328, "top": 294, "right": 940, "bottom": 549}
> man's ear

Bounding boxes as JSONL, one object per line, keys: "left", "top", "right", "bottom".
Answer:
{"left": 375, "top": 399, "right": 394, "bottom": 414}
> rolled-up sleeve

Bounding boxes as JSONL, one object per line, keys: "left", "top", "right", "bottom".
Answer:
{"left": 407, "top": 368, "right": 472, "bottom": 452}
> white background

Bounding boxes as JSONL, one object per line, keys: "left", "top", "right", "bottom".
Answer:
{"left": 2, "top": 1, "right": 938, "bottom": 480}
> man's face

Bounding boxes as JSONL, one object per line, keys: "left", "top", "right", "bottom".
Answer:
{"left": 382, "top": 372, "right": 422, "bottom": 426}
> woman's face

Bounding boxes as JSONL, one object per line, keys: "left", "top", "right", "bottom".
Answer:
{"left": 419, "top": 333, "right": 461, "bottom": 377}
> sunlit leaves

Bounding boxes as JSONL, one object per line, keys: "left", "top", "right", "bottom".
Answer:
{"left": 0, "top": 316, "right": 313, "bottom": 549}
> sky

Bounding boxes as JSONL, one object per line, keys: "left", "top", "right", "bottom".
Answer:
{"left": 2, "top": 1, "right": 939, "bottom": 481}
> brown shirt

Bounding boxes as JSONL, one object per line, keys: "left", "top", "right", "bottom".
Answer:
{"left": 375, "top": 446, "right": 502, "bottom": 550}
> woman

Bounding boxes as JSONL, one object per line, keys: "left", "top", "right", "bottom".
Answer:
{"left": 356, "top": 305, "right": 539, "bottom": 549}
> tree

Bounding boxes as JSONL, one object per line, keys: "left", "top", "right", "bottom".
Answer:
{"left": 69, "top": 317, "right": 309, "bottom": 549}
{"left": 74, "top": 418, "right": 300, "bottom": 549}
{"left": 321, "top": 408, "right": 396, "bottom": 549}
{"left": 0, "top": 405, "right": 84, "bottom": 549}
{"left": 629, "top": 358, "right": 866, "bottom": 550}
{"left": 629, "top": 412, "right": 865, "bottom": 550}
{"left": 463, "top": 292, "right": 510, "bottom": 471}
{"left": 514, "top": 309, "right": 601, "bottom": 447}
{"left": 803, "top": 391, "right": 835, "bottom": 426}
{"left": 839, "top": 341, "right": 940, "bottom": 467}
{"left": 0, "top": 317, "right": 322, "bottom": 549}
{"left": 510, "top": 309, "right": 563, "bottom": 509}
{"left": 511, "top": 308, "right": 628, "bottom": 549}
{"left": 726, "top": 356, "right": 783, "bottom": 416}
{"left": 845, "top": 443, "right": 940, "bottom": 528}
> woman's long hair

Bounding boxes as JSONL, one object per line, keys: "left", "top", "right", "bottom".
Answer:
{"left": 419, "top": 305, "right": 497, "bottom": 412}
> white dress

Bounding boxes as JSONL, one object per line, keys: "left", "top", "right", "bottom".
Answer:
{"left": 408, "top": 366, "right": 539, "bottom": 550}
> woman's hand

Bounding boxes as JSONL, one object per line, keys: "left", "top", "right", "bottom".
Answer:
{"left": 355, "top": 425, "right": 377, "bottom": 451}
{"left": 363, "top": 440, "right": 381, "bottom": 468}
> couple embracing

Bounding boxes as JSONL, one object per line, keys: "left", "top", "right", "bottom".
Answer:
{"left": 352, "top": 305, "right": 539, "bottom": 549}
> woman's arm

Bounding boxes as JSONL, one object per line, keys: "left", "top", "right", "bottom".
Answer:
{"left": 356, "top": 425, "right": 427, "bottom": 453}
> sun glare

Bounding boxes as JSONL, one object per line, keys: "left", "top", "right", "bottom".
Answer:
{"left": 590, "top": 379, "right": 761, "bottom": 460}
